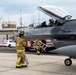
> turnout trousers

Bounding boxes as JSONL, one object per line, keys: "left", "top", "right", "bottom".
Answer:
{"left": 16, "top": 50, "right": 27, "bottom": 68}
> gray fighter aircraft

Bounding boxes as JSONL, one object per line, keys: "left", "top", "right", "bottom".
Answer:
{"left": 24, "top": 5, "right": 76, "bottom": 66}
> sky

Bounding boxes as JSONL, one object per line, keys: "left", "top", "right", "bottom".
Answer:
{"left": 0, "top": 0, "right": 76, "bottom": 28}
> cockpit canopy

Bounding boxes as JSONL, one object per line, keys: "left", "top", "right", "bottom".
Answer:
{"left": 34, "top": 5, "right": 76, "bottom": 28}
{"left": 38, "top": 5, "right": 72, "bottom": 21}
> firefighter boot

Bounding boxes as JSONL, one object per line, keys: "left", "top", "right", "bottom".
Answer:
{"left": 36, "top": 51, "right": 40, "bottom": 55}
{"left": 16, "top": 64, "right": 22, "bottom": 68}
{"left": 21, "top": 63, "right": 27, "bottom": 67}
{"left": 20, "top": 57, "right": 27, "bottom": 67}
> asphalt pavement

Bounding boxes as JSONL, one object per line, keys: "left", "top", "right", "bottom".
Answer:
{"left": 0, "top": 47, "right": 76, "bottom": 75}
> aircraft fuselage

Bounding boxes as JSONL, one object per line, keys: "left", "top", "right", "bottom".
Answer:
{"left": 24, "top": 19, "right": 76, "bottom": 48}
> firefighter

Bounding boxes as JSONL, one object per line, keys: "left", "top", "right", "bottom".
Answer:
{"left": 34, "top": 40, "right": 41, "bottom": 55}
{"left": 14, "top": 31, "right": 27, "bottom": 68}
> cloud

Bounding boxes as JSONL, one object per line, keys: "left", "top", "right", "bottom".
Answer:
{"left": 1, "top": 0, "right": 41, "bottom": 5}
{"left": 0, "top": 7, "right": 6, "bottom": 15}
{"left": 0, "top": 0, "right": 76, "bottom": 28}
{"left": 1, "top": 0, "right": 76, "bottom": 14}
{"left": 2, "top": 13, "right": 33, "bottom": 27}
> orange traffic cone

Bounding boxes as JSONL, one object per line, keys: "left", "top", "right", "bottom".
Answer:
{"left": 2, "top": 39, "right": 4, "bottom": 47}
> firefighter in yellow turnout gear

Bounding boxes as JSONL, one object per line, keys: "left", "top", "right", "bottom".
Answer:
{"left": 35, "top": 40, "right": 41, "bottom": 55}
{"left": 14, "top": 31, "right": 27, "bottom": 68}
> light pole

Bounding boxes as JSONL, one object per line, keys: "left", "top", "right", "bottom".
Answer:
{"left": 20, "top": 10, "right": 22, "bottom": 27}
{"left": 0, "top": 17, "right": 2, "bottom": 29}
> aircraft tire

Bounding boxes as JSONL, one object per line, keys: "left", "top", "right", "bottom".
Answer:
{"left": 64, "top": 58, "right": 72, "bottom": 66}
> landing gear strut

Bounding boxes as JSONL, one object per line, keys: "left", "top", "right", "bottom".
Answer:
{"left": 64, "top": 58, "right": 72, "bottom": 66}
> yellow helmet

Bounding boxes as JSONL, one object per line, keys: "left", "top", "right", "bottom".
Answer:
{"left": 19, "top": 31, "right": 24, "bottom": 35}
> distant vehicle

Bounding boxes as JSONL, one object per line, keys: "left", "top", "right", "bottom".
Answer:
{"left": 0, "top": 39, "right": 16, "bottom": 47}
{"left": 25, "top": 39, "right": 55, "bottom": 52}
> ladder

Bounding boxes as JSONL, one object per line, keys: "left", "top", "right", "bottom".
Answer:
{"left": 39, "top": 42, "right": 47, "bottom": 52}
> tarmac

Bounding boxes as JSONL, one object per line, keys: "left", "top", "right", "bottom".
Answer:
{"left": 0, "top": 52, "right": 76, "bottom": 75}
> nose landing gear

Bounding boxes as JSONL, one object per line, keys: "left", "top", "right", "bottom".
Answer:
{"left": 64, "top": 58, "right": 72, "bottom": 66}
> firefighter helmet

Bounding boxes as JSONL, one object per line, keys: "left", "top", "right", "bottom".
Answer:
{"left": 19, "top": 31, "right": 25, "bottom": 37}
{"left": 19, "top": 31, "right": 24, "bottom": 35}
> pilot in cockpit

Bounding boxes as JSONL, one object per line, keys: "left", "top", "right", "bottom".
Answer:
{"left": 41, "top": 21, "right": 47, "bottom": 27}
{"left": 48, "top": 19, "right": 54, "bottom": 27}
